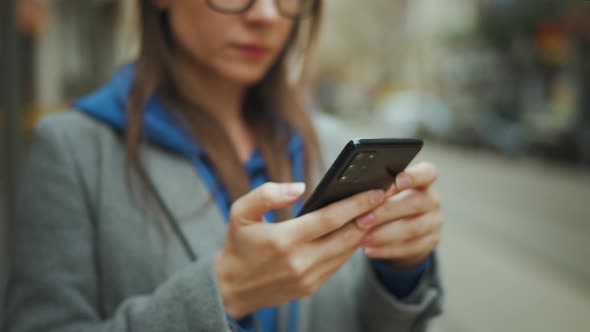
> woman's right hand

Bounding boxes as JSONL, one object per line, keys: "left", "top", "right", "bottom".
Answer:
{"left": 215, "top": 182, "right": 386, "bottom": 319}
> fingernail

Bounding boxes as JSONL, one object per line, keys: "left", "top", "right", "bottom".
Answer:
{"left": 283, "top": 183, "right": 306, "bottom": 197}
{"left": 369, "top": 190, "right": 385, "bottom": 205}
{"left": 356, "top": 213, "right": 375, "bottom": 229}
{"left": 396, "top": 174, "right": 412, "bottom": 190}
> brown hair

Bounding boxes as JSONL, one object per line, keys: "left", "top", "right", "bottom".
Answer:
{"left": 125, "top": 0, "right": 324, "bottom": 222}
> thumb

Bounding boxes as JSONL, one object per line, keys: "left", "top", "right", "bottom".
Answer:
{"left": 230, "top": 182, "right": 306, "bottom": 223}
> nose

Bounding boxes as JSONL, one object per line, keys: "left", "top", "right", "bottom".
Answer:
{"left": 244, "top": 0, "right": 282, "bottom": 21}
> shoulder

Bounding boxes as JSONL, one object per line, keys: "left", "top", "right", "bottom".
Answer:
{"left": 36, "top": 109, "right": 118, "bottom": 142}
{"left": 34, "top": 110, "right": 124, "bottom": 157}
{"left": 30, "top": 110, "right": 128, "bottom": 190}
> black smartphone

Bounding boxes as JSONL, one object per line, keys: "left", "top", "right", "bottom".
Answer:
{"left": 296, "top": 138, "right": 423, "bottom": 217}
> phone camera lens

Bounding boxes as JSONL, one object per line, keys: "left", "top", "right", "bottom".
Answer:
{"left": 353, "top": 153, "right": 366, "bottom": 162}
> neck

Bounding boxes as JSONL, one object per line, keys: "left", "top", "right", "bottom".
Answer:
{"left": 174, "top": 55, "right": 246, "bottom": 124}
{"left": 172, "top": 54, "right": 256, "bottom": 162}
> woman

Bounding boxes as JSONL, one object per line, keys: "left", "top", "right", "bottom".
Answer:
{"left": 5, "top": 0, "right": 444, "bottom": 331}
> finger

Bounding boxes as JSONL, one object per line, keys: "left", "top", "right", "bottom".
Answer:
{"left": 395, "top": 162, "right": 438, "bottom": 191}
{"left": 361, "top": 210, "right": 443, "bottom": 247}
{"left": 294, "top": 249, "right": 357, "bottom": 299}
{"left": 306, "top": 222, "right": 366, "bottom": 261}
{"left": 282, "top": 189, "right": 385, "bottom": 243}
{"left": 384, "top": 181, "right": 397, "bottom": 197}
{"left": 230, "top": 182, "right": 305, "bottom": 222}
{"left": 363, "top": 232, "right": 441, "bottom": 260}
{"left": 287, "top": 222, "right": 364, "bottom": 289}
{"left": 356, "top": 189, "right": 441, "bottom": 229}
{"left": 313, "top": 249, "right": 355, "bottom": 285}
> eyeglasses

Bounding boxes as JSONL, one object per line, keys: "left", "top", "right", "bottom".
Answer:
{"left": 205, "top": 0, "right": 318, "bottom": 19}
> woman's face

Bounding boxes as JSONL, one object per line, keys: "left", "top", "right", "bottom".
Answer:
{"left": 162, "top": 0, "right": 296, "bottom": 85}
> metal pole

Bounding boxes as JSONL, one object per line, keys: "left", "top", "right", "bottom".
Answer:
{"left": 1, "top": 0, "right": 24, "bottom": 321}
{"left": 2, "top": 0, "right": 24, "bottom": 224}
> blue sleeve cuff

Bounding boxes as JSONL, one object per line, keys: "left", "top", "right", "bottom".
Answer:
{"left": 226, "top": 312, "right": 256, "bottom": 332}
{"left": 371, "top": 254, "right": 433, "bottom": 299}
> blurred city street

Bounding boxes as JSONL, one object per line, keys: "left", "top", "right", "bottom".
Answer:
{"left": 329, "top": 114, "right": 590, "bottom": 332}
{"left": 2, "top": 0, "right": 590, "bottom": 330}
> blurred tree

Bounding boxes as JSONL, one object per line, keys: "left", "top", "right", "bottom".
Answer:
{"left": 16, "top": 0, "right": 49, "bottom": 40}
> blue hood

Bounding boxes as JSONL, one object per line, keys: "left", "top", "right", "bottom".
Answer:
{"left": 73, "top": 65, "right": 202, "bottom": 157}
{"left": 73, "top": 65, "right": 303, "bottom": 161}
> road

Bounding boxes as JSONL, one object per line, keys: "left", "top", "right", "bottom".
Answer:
{"left": 335, "top": 114, "right": 590, "bottom": 332}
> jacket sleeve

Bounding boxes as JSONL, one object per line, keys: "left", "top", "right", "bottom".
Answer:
{"left": 370, "top": 255, "right": 433, "bottom": 298}
{"left": 4, "top": 119, "right": 234, "bottom": 332}
{"left": 355, "top": 252, "right": 444, "bottom": 332}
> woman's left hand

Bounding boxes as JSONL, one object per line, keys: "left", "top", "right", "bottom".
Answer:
{"left": 355, "top": 162, "right": 443, "bottom": 270}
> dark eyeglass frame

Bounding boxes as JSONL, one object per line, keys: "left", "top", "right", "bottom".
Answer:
{"left": 205, "top": 0, "right": 318, "bottom": 19}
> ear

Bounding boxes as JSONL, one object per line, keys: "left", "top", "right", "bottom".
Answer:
{"left": 153, "top": 0, "right": 170, "bottom": 9}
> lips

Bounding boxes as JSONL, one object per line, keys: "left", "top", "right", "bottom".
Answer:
{"left": 233, "top": 43, "right": 270, "bottom": 59}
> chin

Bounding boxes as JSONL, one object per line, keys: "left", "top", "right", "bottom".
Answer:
{"left": 219, "top": 62, "right": 273, "bottom": 86}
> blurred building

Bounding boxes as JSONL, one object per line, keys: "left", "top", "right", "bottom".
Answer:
{"left": 315, "top": 0, "right": 590, "bottom": 165}
{"left": 27, "top": 0, "right": 137, "bottom": 130}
